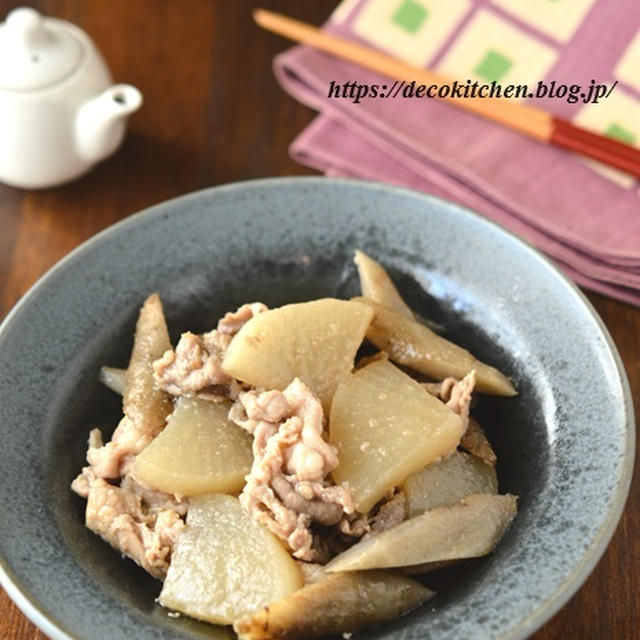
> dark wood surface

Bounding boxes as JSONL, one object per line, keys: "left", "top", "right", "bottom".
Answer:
{"left": 0, "top": 1, "right": 637, "bottom": 639}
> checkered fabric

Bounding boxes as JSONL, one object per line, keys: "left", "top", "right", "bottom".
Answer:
{"left": 274, "top": 0, "right": 640, "bottom": 305}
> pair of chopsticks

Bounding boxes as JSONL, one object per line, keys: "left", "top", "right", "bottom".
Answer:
{"left": 254, "top": 9, "right": 640, "bottom": 180}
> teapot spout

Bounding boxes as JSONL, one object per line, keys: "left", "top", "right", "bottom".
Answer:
{"left": 75, "top": 84, "right": 142, "bottom": 163}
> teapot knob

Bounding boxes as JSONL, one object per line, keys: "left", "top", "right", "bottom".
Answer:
{"left": 5, "top": 7, "right": 51, "bottom": 50}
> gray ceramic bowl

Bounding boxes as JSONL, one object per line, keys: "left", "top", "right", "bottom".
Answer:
{"left": 0, "top": 178, "right": 634, "bottom": 640}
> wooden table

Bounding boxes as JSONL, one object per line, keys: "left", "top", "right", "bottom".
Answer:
{"left": 0, "top": 1, "right": 637, "bottom": 638}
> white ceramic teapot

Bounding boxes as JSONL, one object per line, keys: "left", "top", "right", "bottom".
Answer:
{"left": 0, "top": 7, "right": 142, "bottom": 188}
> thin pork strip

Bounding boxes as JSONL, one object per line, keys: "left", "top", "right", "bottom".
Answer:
{"left": 83, "top": 474, "right": 184, "bottom": 579}
{"left": 120, "top": 472, "right": 188, "bottom": 516}
{"left": 423, "top": 371, "right": 476, "bottom": 433}
{"left": 153, "top": 331, "right": 238, "bottom": 399}
{"left": 85, "top": 418, "right": 154, "bottom": 479}
{"left": 73, "top": 430, "right": 188, "bottom": 516}
{"left": 231, "top": 379, "right": 356, "bottom": 561}
{"left": 217, "top": 302, "right": 268, "bottom": 335}
{"left": 153, "top": 302, "right": 267, "bottom": 401}
{"left": 445, "top": 371, "right": 476, "bottom": 434}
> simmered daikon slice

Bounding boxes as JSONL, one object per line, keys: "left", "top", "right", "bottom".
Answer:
{"left": 222, "top": 298, "right": 373, "bottom": 410}
{"left": 330, "top": 359, "right": 464, "bottom": 513}
{"left": 134, "top": 397, "right": 252, "bottom": 495}
{"left": 159, "top": 494, "right": 302, "bottom": 625}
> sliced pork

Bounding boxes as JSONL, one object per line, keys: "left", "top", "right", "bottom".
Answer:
{"left": 83, "top": 473, "right": 184, "bottom": 579}
{"left": 217, "top": 302, "right": 268, "bottom": 335}
{"left": 153, "top": 330, "right": 239, "bottom": 401}
{"left": 231, "top": 378, "right": 356, "bottom": 562}
{"left": 423, "top": 371, "right": 476, "bottom": 433}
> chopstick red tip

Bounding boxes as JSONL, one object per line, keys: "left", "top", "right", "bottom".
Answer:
{"left": 551, "top": 118, "right": 640, "bottom": 179}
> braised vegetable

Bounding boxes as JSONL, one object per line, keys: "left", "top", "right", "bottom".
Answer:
{"left": 159, "top": 493, "right": 302, "bottom": 624}
{"left": 403, "top": 451, "right": 498, "bottom": 517}
{"left": 460, "top": 418, "right": 497, "bottom": 465}
{"left": 99, "top": 366, "right": 127, "bottom": 395}
{"left": 330, "top": 359, "right": 464, "bottom": 513}
{"left": 326, "top": 494, "right": 517, "bottom": 572}
{"left": 222, "top": 298, "right": 373, "bottom": 410}
{"left": 134, "top": 398, "right": 253, "bottom": 495}
{"left": 233, "top": 570, "right": 433, "bottom": 640}
{"left": 354, "top": 249, "right": 413, "bottom": 318}
{"left": 123, "top": 293, "right": 173, "bottom": 433}
{"left": 353, "top": 296, "right": 516, "bottom": 396}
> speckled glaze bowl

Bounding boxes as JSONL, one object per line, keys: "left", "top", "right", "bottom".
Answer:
{"left": 0, "top": 178, "right": 634, "bottom": 640}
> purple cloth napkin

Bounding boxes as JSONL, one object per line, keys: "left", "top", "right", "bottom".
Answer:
{"left": 273, "top": 0, "right": 640, "bottom": 306}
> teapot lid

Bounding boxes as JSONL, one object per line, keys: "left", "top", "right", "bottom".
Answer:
{"left": 0, "top": 7, "right": 83, "bottom": 90}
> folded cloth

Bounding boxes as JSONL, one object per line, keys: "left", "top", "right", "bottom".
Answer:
{"left": 273, "top": 0, "right": 640, "bottom": 306}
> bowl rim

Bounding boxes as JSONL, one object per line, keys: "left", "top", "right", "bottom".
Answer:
{"left": 0, "top": 176, "right": 635, "bottom": 640}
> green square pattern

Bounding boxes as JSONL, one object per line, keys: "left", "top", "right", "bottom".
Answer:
{"left": 605, "top": 122, "right": 636, "bottom": 146}
{"left": 391, "top": 0, "right": 428, "bottom": 34}
{"left": 474, "top": 49, "right": 513, "bottom": 83}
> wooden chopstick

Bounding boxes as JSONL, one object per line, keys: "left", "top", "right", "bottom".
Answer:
{"left": 254, "top": 9, "right": 640, "bottom": 180}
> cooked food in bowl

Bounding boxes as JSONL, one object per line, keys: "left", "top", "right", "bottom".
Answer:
{"left": 71, "top": 250, "right": 517, "bottom": 639}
